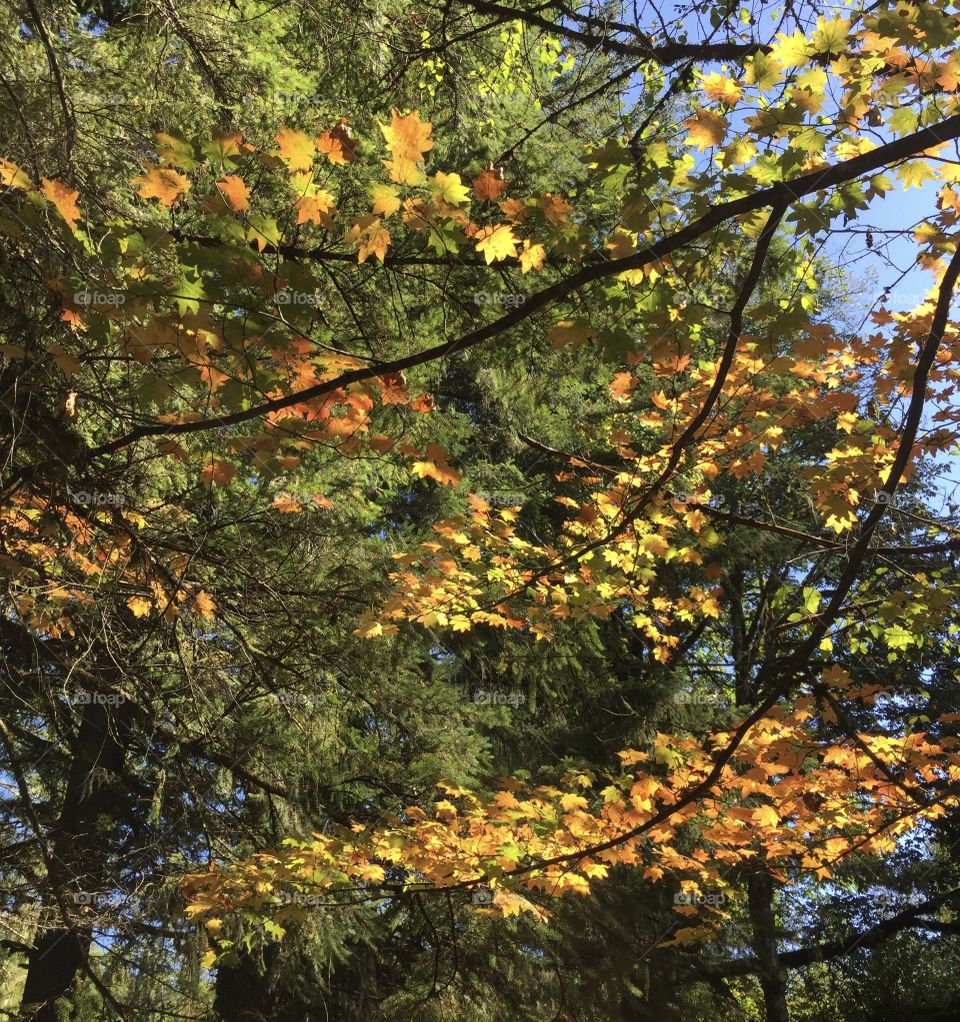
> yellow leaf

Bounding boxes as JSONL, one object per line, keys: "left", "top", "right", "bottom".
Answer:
{"left": 272, "top": 493, "right": 302, "bottom": 513}
{"left": 317, "top": 119, "right": 357, "bottom": 164}
{"left": 0, "top": 158, "right": 31, "bottom": 190}
{"left": 474, "top": 224, "right": 519, "bottom": 264}
{"left": 379, "top": 108, "right": 434, "bottom": 164}
{"left": 382, "top": 155, "right": 425, "bottom": 186}
{"left": 429, "top": 171, "right": 470, "bottom": 205}
{"left": 752, "top": 804, "right": 780, "bottom": 828}
{"left": 275, "top": 127, "right": 315, "bottom": 172}
{"left": 812, "top": 16, "right": 849, "bottom": 56}
{"left": 200, "top": 459, "right": 237, "bottom": 488}
{"left": 344, "top": 215, "right": 391, "bottom": 263}
{"left": 293, "top": 182, "right": 336, "bottom": 226}
{"left": 519, "top": 240, "right": 546, "bottom": 274}
{"left": 539, "top": 192, "right": 572, "bottom": 224}
{"left": 184, "top": 901, "right": 216, "bottom": 918}
{"left": 410, "top": 458, "right": 461, "bottom": 486}
{"left": 127, "top": 596, "right": 152, "bottom": 618}
{"left": 700, "top": 72, "right": 743, "bottom": 106}
{"left": 370, "top": 183, "right": 401, "bottom": 217}
{"left": 897, "top": 160, "right": 938, "bottom": 190}
{"left": 192, "top": 591, "right": 216, "bottom": 620}
{"left": 769, "top": 29, "right": 813, "bottom": 69}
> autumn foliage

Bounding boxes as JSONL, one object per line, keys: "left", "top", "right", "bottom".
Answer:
{"left": 5, "top": 1, "right": 960, "bottom": 1019}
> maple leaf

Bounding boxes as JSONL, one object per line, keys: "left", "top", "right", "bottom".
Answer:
{"left": 429, "top": 171, "right": 470, "bottom": 206}
{"left": 897, "top": 160, "right": 938, "bottom": 190}
{"left": 383, "top": 155, "right": 425, "bottom": 186}
{"left": 770, "top": 28, "right": 813, "bottom": 68}
{"left": 812, "top": 15, "right": 849, "bottom": 56}
{"left": 474, "top": 224, "right": 519, "bottom": 264}
{"left": 410, "top": 393, "right": 435, "bottom": 413}
{"left": 191, "top": 591, "right": 216, "bottom": 620}
{"left": 370, "top": 183, "right": 401, "bottom": 217}
{"left": 272, "top": 493, "right": 302, "bottom": 513}
{"left": 127, "top": 595, "right": 152, "bottom": 618}
{"left": 40, "top": 178, "right": 81, "bottom": 231}
{"left": 205, "top": 131, "right": 244, "bottom": 163}
{"left": 0, "top": 158, "right": 30, "bottom": 190}
{"left": 154, "top": 132, "right": 197, "bottom": 169}
{"left": 751, "top": 805, "right": 781, "bottom": 828}
{"left": 216, "top": 175, "right": 249, "bottom": 212}
{"left": 519, "top": 239, "right": 546, "bottom": 273}
{"left": 473, "top": 164, "right": 508, "bottom": 201}
{"left": 499, "top": 198, "right": 528, "bottom": 223}
{"left": 316, "top": 118, "right": 357, "bottom": 164}
{"left": 135, "top": 166, "right": 191, "bottom": 206}
{"left": 344, "top": 215, "right": 391, "bottom": 263}
{"left": 539, "top": 193, "right": 573, "bottom": 224}
{"left": 410, "top": 445, "right": 461, "bottom": 486}
{"left": 546, "top": 319, "right": 595, "bottom": 349}
{"left": 275, "top": 127, "right": 315, "bottom": 172}
{"left": 294, "top": 185, "right": 336, "bottom": 226}
{"left": 684, "top": 109, "right": 729, "bottom": 150}
{"left": 700, "top": 72, "right": 743, "bottom": 106}
{"left": 316, "top": 132, "right": 345, "bottom": 165}
{"left": 379, "top": 108, "right": 434, "bottom": 163}
{"left": 200, "top": 459, "right": 237, "bottom": 488}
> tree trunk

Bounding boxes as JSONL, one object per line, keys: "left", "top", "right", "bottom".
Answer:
{"left": 747, "top": 871, "right": 789, "bottom": 1022}
{"left": 19, "top": 697, "right": 132, "bottom": 1020}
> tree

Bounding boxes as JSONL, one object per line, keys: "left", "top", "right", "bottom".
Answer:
{"left": 4, "top": 3, "right": 960, "bottom": 1021}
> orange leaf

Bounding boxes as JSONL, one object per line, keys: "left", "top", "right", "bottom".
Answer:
{"left": 684, "top": 109, "right": 729, "bottom": 150}
{"left": 41, "top": 178, "right": 81, "bottom": 230}
{"left": 135, "top": 166, "right": 191, "bottom": 206}
{"left": 200, "top": 460, "right": 237, "bottom": 488}
{"left": 217, "top": 175, "right": 250, "bottom": 212}
{"left": 272, "top": 493, "right": 302, "bottom": 513}
{"left": 192, "top": 591, "right": 216, "bottom": 620}
{"left": 539, "top": 192, "right": 572, "bottom": 224}
{"left": 473, "top": 164, "right": 508, "bottom": 201}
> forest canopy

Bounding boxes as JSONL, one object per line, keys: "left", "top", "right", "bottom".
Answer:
{"left": 2, "top": 2, "right": 960, "bottom": 1020}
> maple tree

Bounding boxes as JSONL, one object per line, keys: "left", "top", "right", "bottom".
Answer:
{"left": 4, "top": 1, "right": 960, "bottom": 1020}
